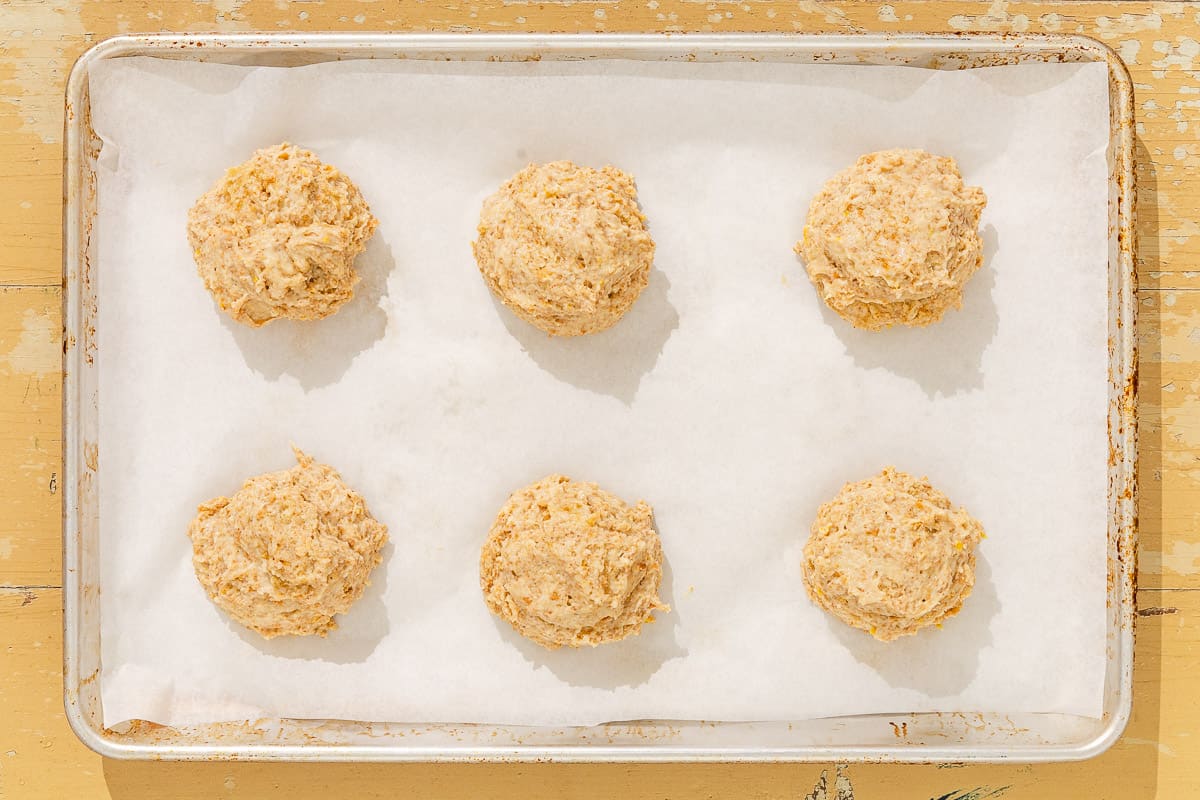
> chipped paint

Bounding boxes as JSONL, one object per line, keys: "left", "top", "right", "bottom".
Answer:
{"left": 1119, "top": 38, "right": 1142, "bottom": 65}
{"left": 0, "top": 1, "right": 85, "bottom": 143}
{"left": 947, "top": 0, "right": 1028, "bottom": 32}
{"left": 805, "top": 765, "right": 854, "bottom": 800}
{"left": 795, "top": 1, "right": 862, "bottom": 30}
{"left": 1038, "top": 12, "right": 1063, "bottom": 31}
{"left": 1150, "top": 36, "right": 1200, "bottom": 82}
{"left": 0, "top": 537, "right": 12, "bottom": 560}
{"left": 1142, "top": 540, "right": 1200, "bottom": 575}
{"left": 0, "top": 309, "right": 58, "bottom": 377}
{"left": 1094, "top": 11, "right": 1163, "bottom": 39}
{"left": 212, "top": 0, "right": 249, "bottom": 19}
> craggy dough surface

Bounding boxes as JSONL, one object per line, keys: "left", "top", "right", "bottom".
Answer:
{"left": 797, "top": 149, "right": 987, "bottom": 331}
{"left": 187, "top": 447, "right": 388, "bottom": 639}
{"left": 802, "top": 466, "right": 984, "bottom": 642}
{"left": 187, "top": 142, "right": 378, "bottom": 327}
{"left": 480, "top": 475, "right": 667, "bottom": 649}
{"left": 473, "top": 161, "right": 655, "bottom": 337}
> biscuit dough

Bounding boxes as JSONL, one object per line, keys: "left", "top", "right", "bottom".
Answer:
{"left": 480, "top": 475, "right": 668, "bottom": 649}
{"left": 188, "top": 447, "right": 388, "bottom": 638}
{"left": 802, "top": 467, "right": 984, "bottom": 641}
{"left": 797, "top": 149, "right": 987, "bottom": 331}
{"left": 472, "top": 161, "right": 655, "bottom": 337}
{"left": 187, "top": 143, "right": 378, "bottom": 327}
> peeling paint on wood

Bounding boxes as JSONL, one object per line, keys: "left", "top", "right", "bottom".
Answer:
{"left": 806, "top": 765, "right": 855, "bottom": 800}
{"left": 0, "top": 307, "right": 60, "bottom": 377}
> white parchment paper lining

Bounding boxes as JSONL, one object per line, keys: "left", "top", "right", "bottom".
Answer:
{"left": 89, "top": 56, "right": 1111, "bottom": 726}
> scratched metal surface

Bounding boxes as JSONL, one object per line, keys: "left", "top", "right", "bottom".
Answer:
{"left": 0, "top": 1, "right": 1195, "bottom": 798}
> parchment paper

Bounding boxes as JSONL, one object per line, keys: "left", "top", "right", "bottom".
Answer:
{"left": 90, "top": 55, "right": 1111, "bottom": 727}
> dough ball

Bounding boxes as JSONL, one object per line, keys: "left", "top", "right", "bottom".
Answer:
{"left": 480, "top": 475, "right": 668, "bottom": 649}
{"left": 802, "top": 467, "right": 984, "bottom": 641}
{"left": 188, "top": 447, "right": 388, "bottom": 638}
{"left": 187, "top": 143, "right": 378, "bottom": 327}
{"left": 472, "top": 161, "right": 655, "bottom": 337}
{"left": 796, "top": 149, "right": 987, "bottom": 331}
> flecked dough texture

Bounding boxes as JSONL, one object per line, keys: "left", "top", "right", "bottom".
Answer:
{"left": 472, "top": 161, "right": 655, "bottom": 337}
{"left": 188, "top": 447, "right": 388, "bottom": 639}
{"left": 187, "top": 143, "right": 378, "bottom": 327}
{"left": 802, "top": 467, "right": 984, "bottom": 642}
{"left": 480, "top": 475, "right": 668, "bottom": 649}
{"left": 797, "top": 149, "right": 987, "bottom": 331}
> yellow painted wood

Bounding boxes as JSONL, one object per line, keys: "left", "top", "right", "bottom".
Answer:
{"left": 1, "top": 1, "right": 1198, "bottom": 797}
{"left": 1140, "top": 291, "right": 1200, "bottom": 588}
{"left": 0, "top": 588, "right": 104, "bottom": 797}
{"left": 0, "top": 287, "right": 60, "bottom": 588}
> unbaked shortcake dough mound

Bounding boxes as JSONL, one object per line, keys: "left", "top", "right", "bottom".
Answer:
{"left": 480, "top": 475, "right": 668, "bottom": 649}
{"left": 187, "top": 142, "right": 378, "bottom": 327}
{"left": 472, "top": 161, "right": 656, "bottom": 337}
{"left": 188, "top": 447, "right": 388, "bottom": 639}
{"left": 802, "top": 467, "right": 984, "bottom": 642}
{"left": 796, "top": 149, "right": 987, "bottom": 331}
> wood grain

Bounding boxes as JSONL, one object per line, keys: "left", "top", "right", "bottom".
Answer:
{"left": 1, "top": 1, "right": 1198, "bottom": 797}
{"left": 0, "top": 287, "right": 61, "bottom": 588}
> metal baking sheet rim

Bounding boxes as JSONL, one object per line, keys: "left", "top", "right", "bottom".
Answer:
{"left": 61, "top": 32, "right": 1137, "bottom": 763}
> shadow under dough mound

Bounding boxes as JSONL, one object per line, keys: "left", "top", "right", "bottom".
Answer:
{"left": 816, "top": 224, "right": 999, "bottom": 399}
{"left": 492, "top": 554, "right": 686, "bottom": 690}
{"left": 225, "top": 541, "right": 393, "bottom": 664}
{"left": 220, "top": 233, "right": 396, "bottom": 391}
{"left": 826, "top": 556, "right": 999, "bottom": 697}
{"left": 493, "top": 267, "right": 679, "bottom": 405}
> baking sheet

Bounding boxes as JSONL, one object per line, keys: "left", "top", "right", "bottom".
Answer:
{"left": 89, "top": 55, "right": 1111, "bottom": 727}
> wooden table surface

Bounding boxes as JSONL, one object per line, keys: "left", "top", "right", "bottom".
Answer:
{"left": 1, "top": 1, "right": 1196, "bottom": 797}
